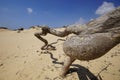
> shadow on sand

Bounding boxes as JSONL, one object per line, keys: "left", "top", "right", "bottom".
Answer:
{"left": 68, "top": 64, "right": 102, "bottom": 80}
{"left": 41, "top": 51, "right": 102, "bottom": 80}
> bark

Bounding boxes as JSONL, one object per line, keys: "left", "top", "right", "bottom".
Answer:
{"left": 34, "top": 7, "right": 120, "bottom": 50}
{"left": 82, "top": 7, "right": 120, "bottom": 34}
{"left": 40, "top": 7, "right": 120, "bottom": 36}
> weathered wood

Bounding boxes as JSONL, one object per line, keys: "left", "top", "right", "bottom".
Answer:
{"left": 34, "top": 7, "right": 120, "bottom": 77}
{"left": 35, "top": 7, "right": 120, "bottom": 37}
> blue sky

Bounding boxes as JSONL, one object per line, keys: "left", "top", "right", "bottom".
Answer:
{"left": 0, "top": 0, "right": 120, "bottom": 29}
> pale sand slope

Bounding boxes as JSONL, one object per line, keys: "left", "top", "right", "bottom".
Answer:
{"left": 0, "top": 28, "right": 120, "bottom": 80}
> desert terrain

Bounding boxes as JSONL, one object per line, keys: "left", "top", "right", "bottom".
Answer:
{"left": 0, "top": 28, "right": 120, "bottom": 80}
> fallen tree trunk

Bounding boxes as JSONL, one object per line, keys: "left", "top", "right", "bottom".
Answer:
{"left": 34, "top": 7, "right": 120, "bottom": 50}
{"left": 34, "top": 7, "right": 120, "bottom": 77}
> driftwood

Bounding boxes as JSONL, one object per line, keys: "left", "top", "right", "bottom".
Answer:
{"left": 34, "top": 7, "right": 120, "bottom": 77}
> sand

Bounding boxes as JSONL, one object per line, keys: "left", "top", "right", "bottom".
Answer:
{"left": 0, "top": 28, "right": 120, "bottom": 80}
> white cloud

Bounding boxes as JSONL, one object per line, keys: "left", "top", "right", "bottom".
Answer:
{"left": 74, "top": 17, "right": 86, "bottom": 25}
{"left": 95, "top": 1, "right": 116, "bottom": 15}
{"left": 27, "top": 8, "right": 33, "bottom": 14}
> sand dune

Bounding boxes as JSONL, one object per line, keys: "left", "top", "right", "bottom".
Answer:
{"left": 0, "top": 28, "right": 120, "bottom": 80}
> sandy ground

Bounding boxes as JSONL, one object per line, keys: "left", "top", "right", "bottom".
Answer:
{"left": 0, "top": 28, "right": 120, "bottom": 80}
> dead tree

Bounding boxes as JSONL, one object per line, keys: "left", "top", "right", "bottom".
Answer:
{"left": 34, "top": 7, "right": 120, "bottom": 77}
